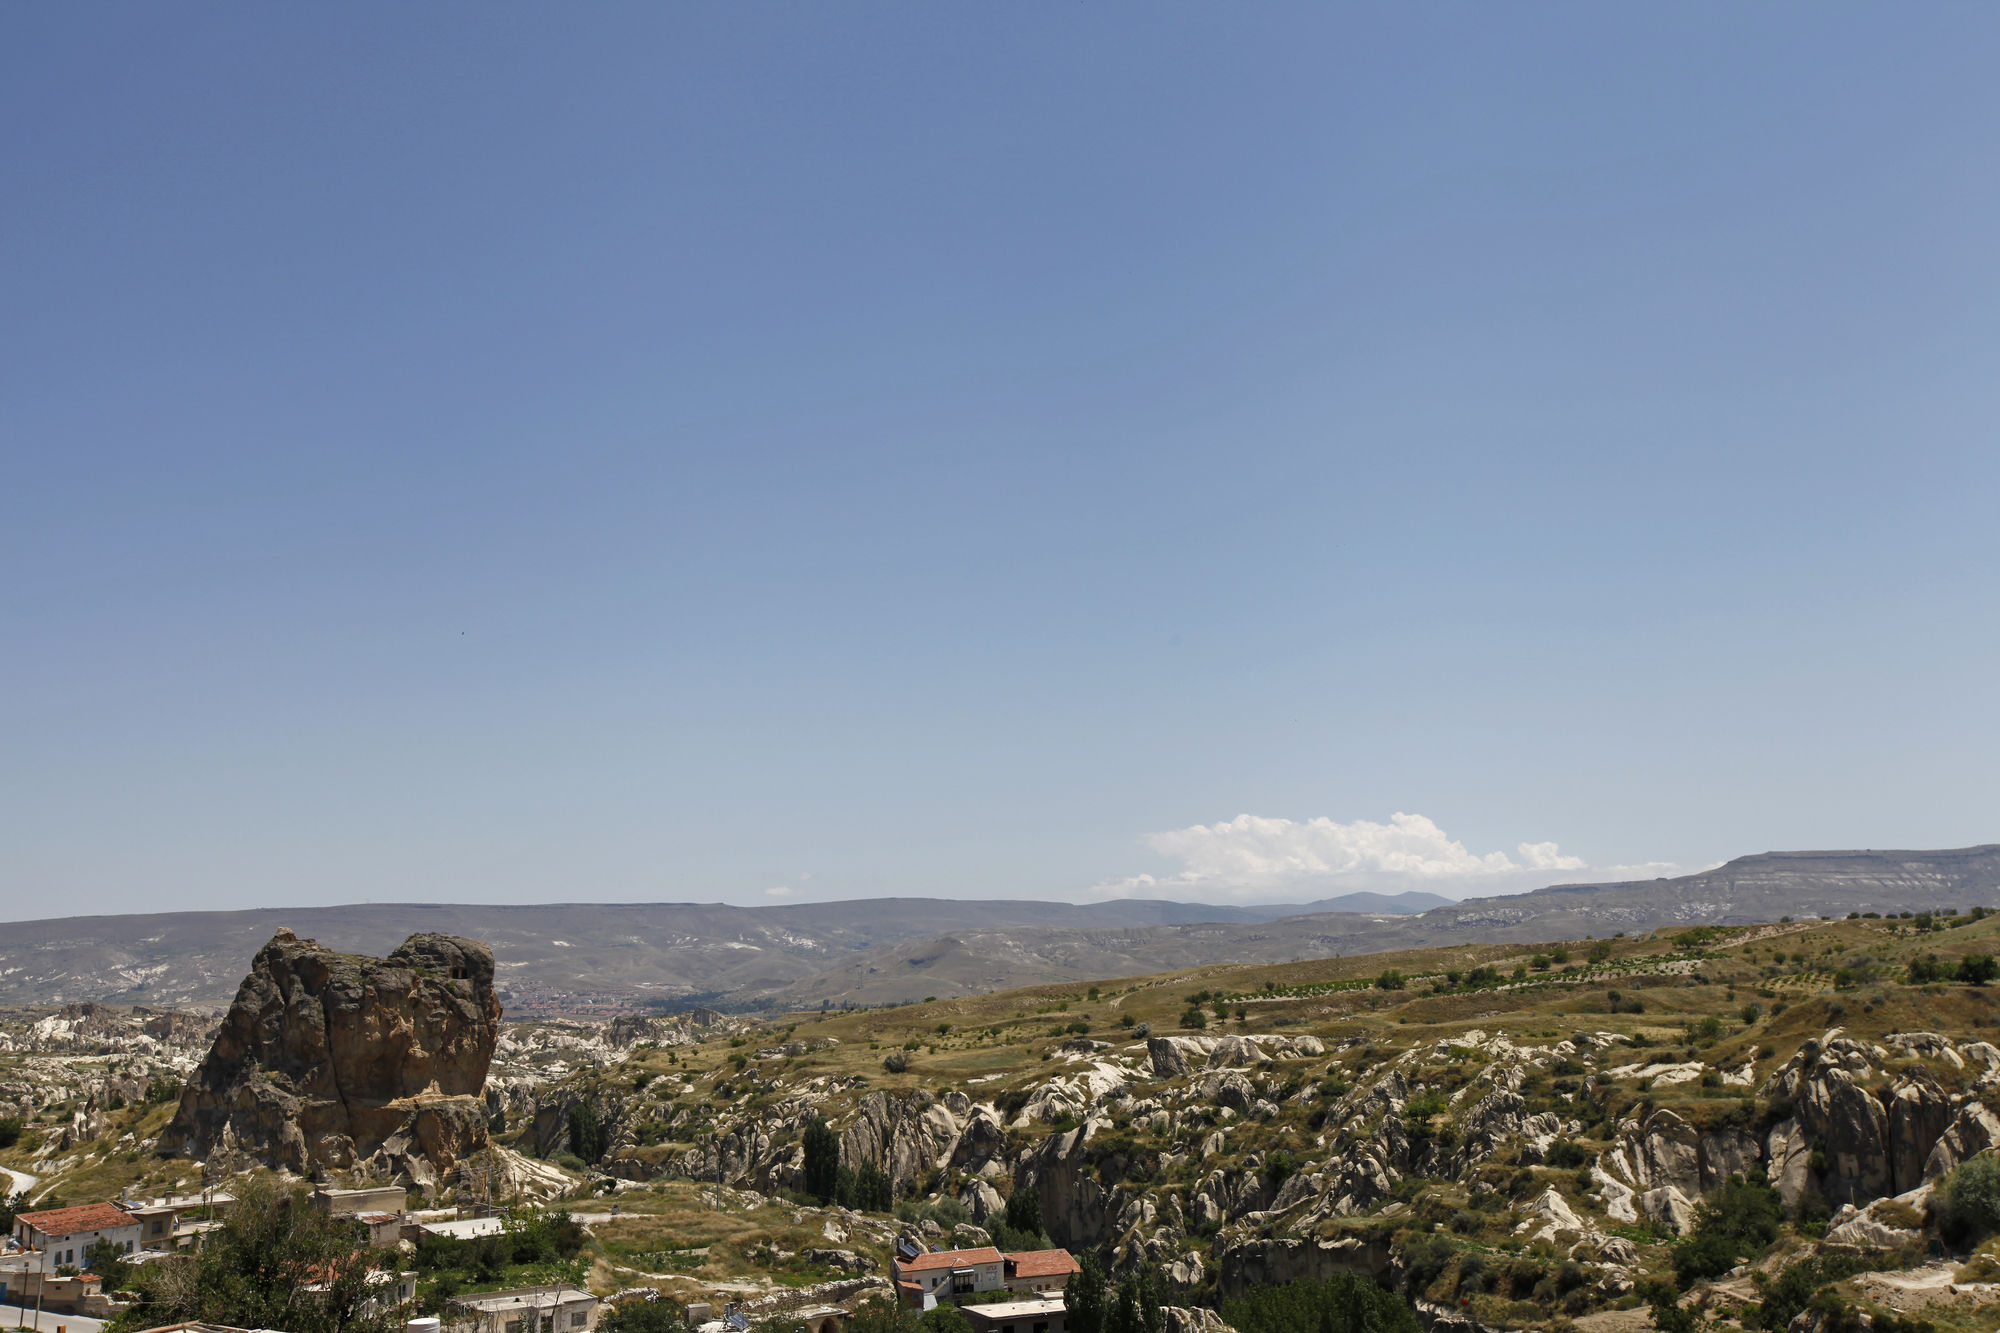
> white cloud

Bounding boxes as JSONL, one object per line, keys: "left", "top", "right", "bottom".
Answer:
{"left": 763, "top": 885, "right": 795, "bottom": 898}
{"left": 1095, "top": 811, "right": 1677, "bottom": 902}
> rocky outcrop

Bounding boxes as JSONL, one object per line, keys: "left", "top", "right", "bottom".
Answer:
{"left": 1923, "top": 1100, "right": 2000, "bottom": 1178}
{"left": 836, "top": 1090, "right": 965, "bottom": 1193}
{"left": 1020, "top": 1118, "right": 1126, "bottom": 1251}
{"left": 160, "top": 929, "right": 501, "bottom": 1188}
{"left": 1213, "top": 1234, "right": 1393, "bottom": 1299}
{"left": 606, "top": 1008, "right": 733, "bottom": 1048}
{"left": 1160, "top": 1309, "right": 1236, "bottom": 1333}
{"left": 1604, "top": 1107, "right": 1759, "bottom": 1201}
{"left": 1756, "top": 1030, "right": 1964, "bottom": 1207}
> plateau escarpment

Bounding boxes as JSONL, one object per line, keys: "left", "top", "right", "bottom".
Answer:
{"left": 3, "top": 846, "right": 1997, "bottom": 1013}
{"left": 160, "top": 928, "right": 501, "bottom": 1189}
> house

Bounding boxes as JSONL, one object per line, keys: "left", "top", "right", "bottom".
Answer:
{"left": 407, "top": 1215, "right": 509, "bottom": 1243}
{"left": 445, "top": 1284, "right": 599, "bottom": 1333}
{"left": 357, "top": 1211, "right": 405, "bottom": 1248}
{"left": 311, "top": 1185, "right": 408, "bottom": 1217}
{"left": 959, "top": 1296, "right": 1067, "bottom": 1333}
{"left": 888, "top": 1246, "right": 1005, "bottom": 1307}
{"left": 1001, "top": 1250, "right": 1080, "bottom": 1295}
{"left": 124, "top": 1202, "right": 184, "bottom": 1251}
{"left": 10, "top": 1202, "right": 142, "bottom": 1270}
{"left": 0, "top": 1254, "right": 116, "bottom": 1317}
{"left": 300, "top": 1264, "right": 419, "bottom": 1319}
{"left": 121, "top": 1192, "right": 237, "bottom": 1253}
{"left": 783, "top": 1305, "right": 851, "bottom": 1333}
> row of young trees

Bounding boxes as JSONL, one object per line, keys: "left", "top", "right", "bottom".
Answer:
{"left": 802, "top": 1116, "right": 893, "bottom": 1210}
{"left": 1907, "top": 952, "right": 1998, "bottom": 984}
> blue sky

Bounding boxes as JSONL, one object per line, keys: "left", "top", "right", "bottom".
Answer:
{"left": 5, "top": 6, "right": 1998, "bottom": 920}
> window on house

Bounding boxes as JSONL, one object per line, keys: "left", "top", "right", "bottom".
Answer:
{"left": 542, "top": 1315, "right": 555, "bottom": 1333}
{"left": 571, "top": 1313, "right": 588, "bottom": 1328}
{"left": 506, "top": 1320, "right": 523, "bottom": 1333}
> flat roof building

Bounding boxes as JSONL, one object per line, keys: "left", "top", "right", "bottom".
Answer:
{"left": 960, "top": 1296, "right": 1068, "bottom": 1333}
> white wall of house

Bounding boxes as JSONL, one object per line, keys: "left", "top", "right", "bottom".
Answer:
{"left": 12, "top": 1222, "right": 143, "bottom": 1270}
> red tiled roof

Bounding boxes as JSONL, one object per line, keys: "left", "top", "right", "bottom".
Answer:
{"left": 1005, "top": 1250, "right": 1080, "bottom": 1279}
{"left": 16, "top": 1204, "right": 136, "bottom": 1237}
{"left": 898, "top": 1246, "right": 1003, "bottom": 1273}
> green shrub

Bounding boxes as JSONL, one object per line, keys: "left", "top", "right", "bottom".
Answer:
{"left": 1939, "top": 1152, "right": 2000, "bottom": 1244}
{"left": 1673, "top": 1171, "right": 1783, "bottom": 1287}
{"left": 1545, "top": 1140, "right": 1589, "bottom": 1169}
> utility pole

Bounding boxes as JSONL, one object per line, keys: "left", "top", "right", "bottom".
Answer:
{"left": 31, "top": 1223, "right": 44, "bottom": 1333}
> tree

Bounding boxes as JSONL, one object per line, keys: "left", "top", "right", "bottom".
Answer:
{"left": 85, "top": 1237, "right": 133, "bottom": 1293}
{"left": 111, "top": 1179, "right": 405, "bottom": 1333}
{"left": 1938, "top": 1151, "right": 2000, "bottom": 1244}
{"left": 1404, "top": 1093, "right": 1447, "bottom": 1128}
{"left": 1672, "top": 1172, "right": 1782, "bottom": 1287}
{"left": 919, "top": 1308, "right": 973, "bottom": 1333}
{"left": 833, "top": 1161, "right": 892, "bottom": 1212}
{"left": 1641, "top": 1280, "right": 1707, "bottom": 1333}
{"left": 1373, "top": 970, "right": 1404, "bottom": 991}
{"left": 803, "top": 1116, "right": 841, "bottom": 1202}
{"left": 1005, "top": 1184, "right": 1042, "bottom": 1236}
{"left": 1064, "top": 1252, "right": 1109, "bottom": 1333}
{"left": 1959, "top": 954, "right": 1998, "bottom": 986}
{"left": 1106, "top": 1266, "right": 1164, "bottom": 1333}
{"left": 599, "top": 1295, "right": 689, "bottom": 1333}
{"left": 0, "top": 1116, "right": 22, "bottom": 1149}
{"left": 1222, "top": 1275, "right": 1420, "bottom": 1333}
{"left": 846, "top": 1295, "right": 922, "bottom": 1333}
{"left": 567, "top": 1101, "right": 606, "bottom": 1163}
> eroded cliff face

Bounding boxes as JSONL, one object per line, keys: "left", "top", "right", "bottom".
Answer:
{"left": 160, "top": 929, "right": 501, "bottom": 1189}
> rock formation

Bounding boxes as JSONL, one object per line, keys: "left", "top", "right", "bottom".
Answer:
{"left": 160, "top": 928, "right": 502, "bottom": 1191}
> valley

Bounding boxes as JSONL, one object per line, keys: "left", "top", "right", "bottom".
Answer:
{"left": 5, "top": 895, "right": 2000, "bottom": 1331}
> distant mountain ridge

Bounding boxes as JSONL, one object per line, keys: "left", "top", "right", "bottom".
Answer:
{"left": 0, "top": 846, "right": 1992, "bottom": 1013}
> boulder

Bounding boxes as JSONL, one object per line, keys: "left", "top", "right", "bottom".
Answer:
{"left": 1205, "top": 1036, "right": 1271, "bottom": 1069}
{"left": 1639, "top": 1185, "right": 1696, "bottom": 1235}
{"left": 1148, "top": 1036, "right": 1214, "bottom": 1079}
{"left": 1923, "top": 1101, "right": 2000, "bottom": 1178}
{"left": 1608, "top": 1107, "right": 1701, "bottom": 1197}
{"left": 1161, "top": 1308, "right": 1235, "bottom": 1333}
{"left": 959, "top": 1178, "right": 1006, "bottom": 1222}
{"left": 1517, "top": 1187, "right": 1593, "bottom": 1243}
{"left": 948, "top": 1105, "right": 1010, "bottom": 1172}
{"left": 802, "top": 1248, "right": 871, "bottom": 1274}
{"left": 1824, "top": 1193, "right": 1926, "bottom": 1250}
